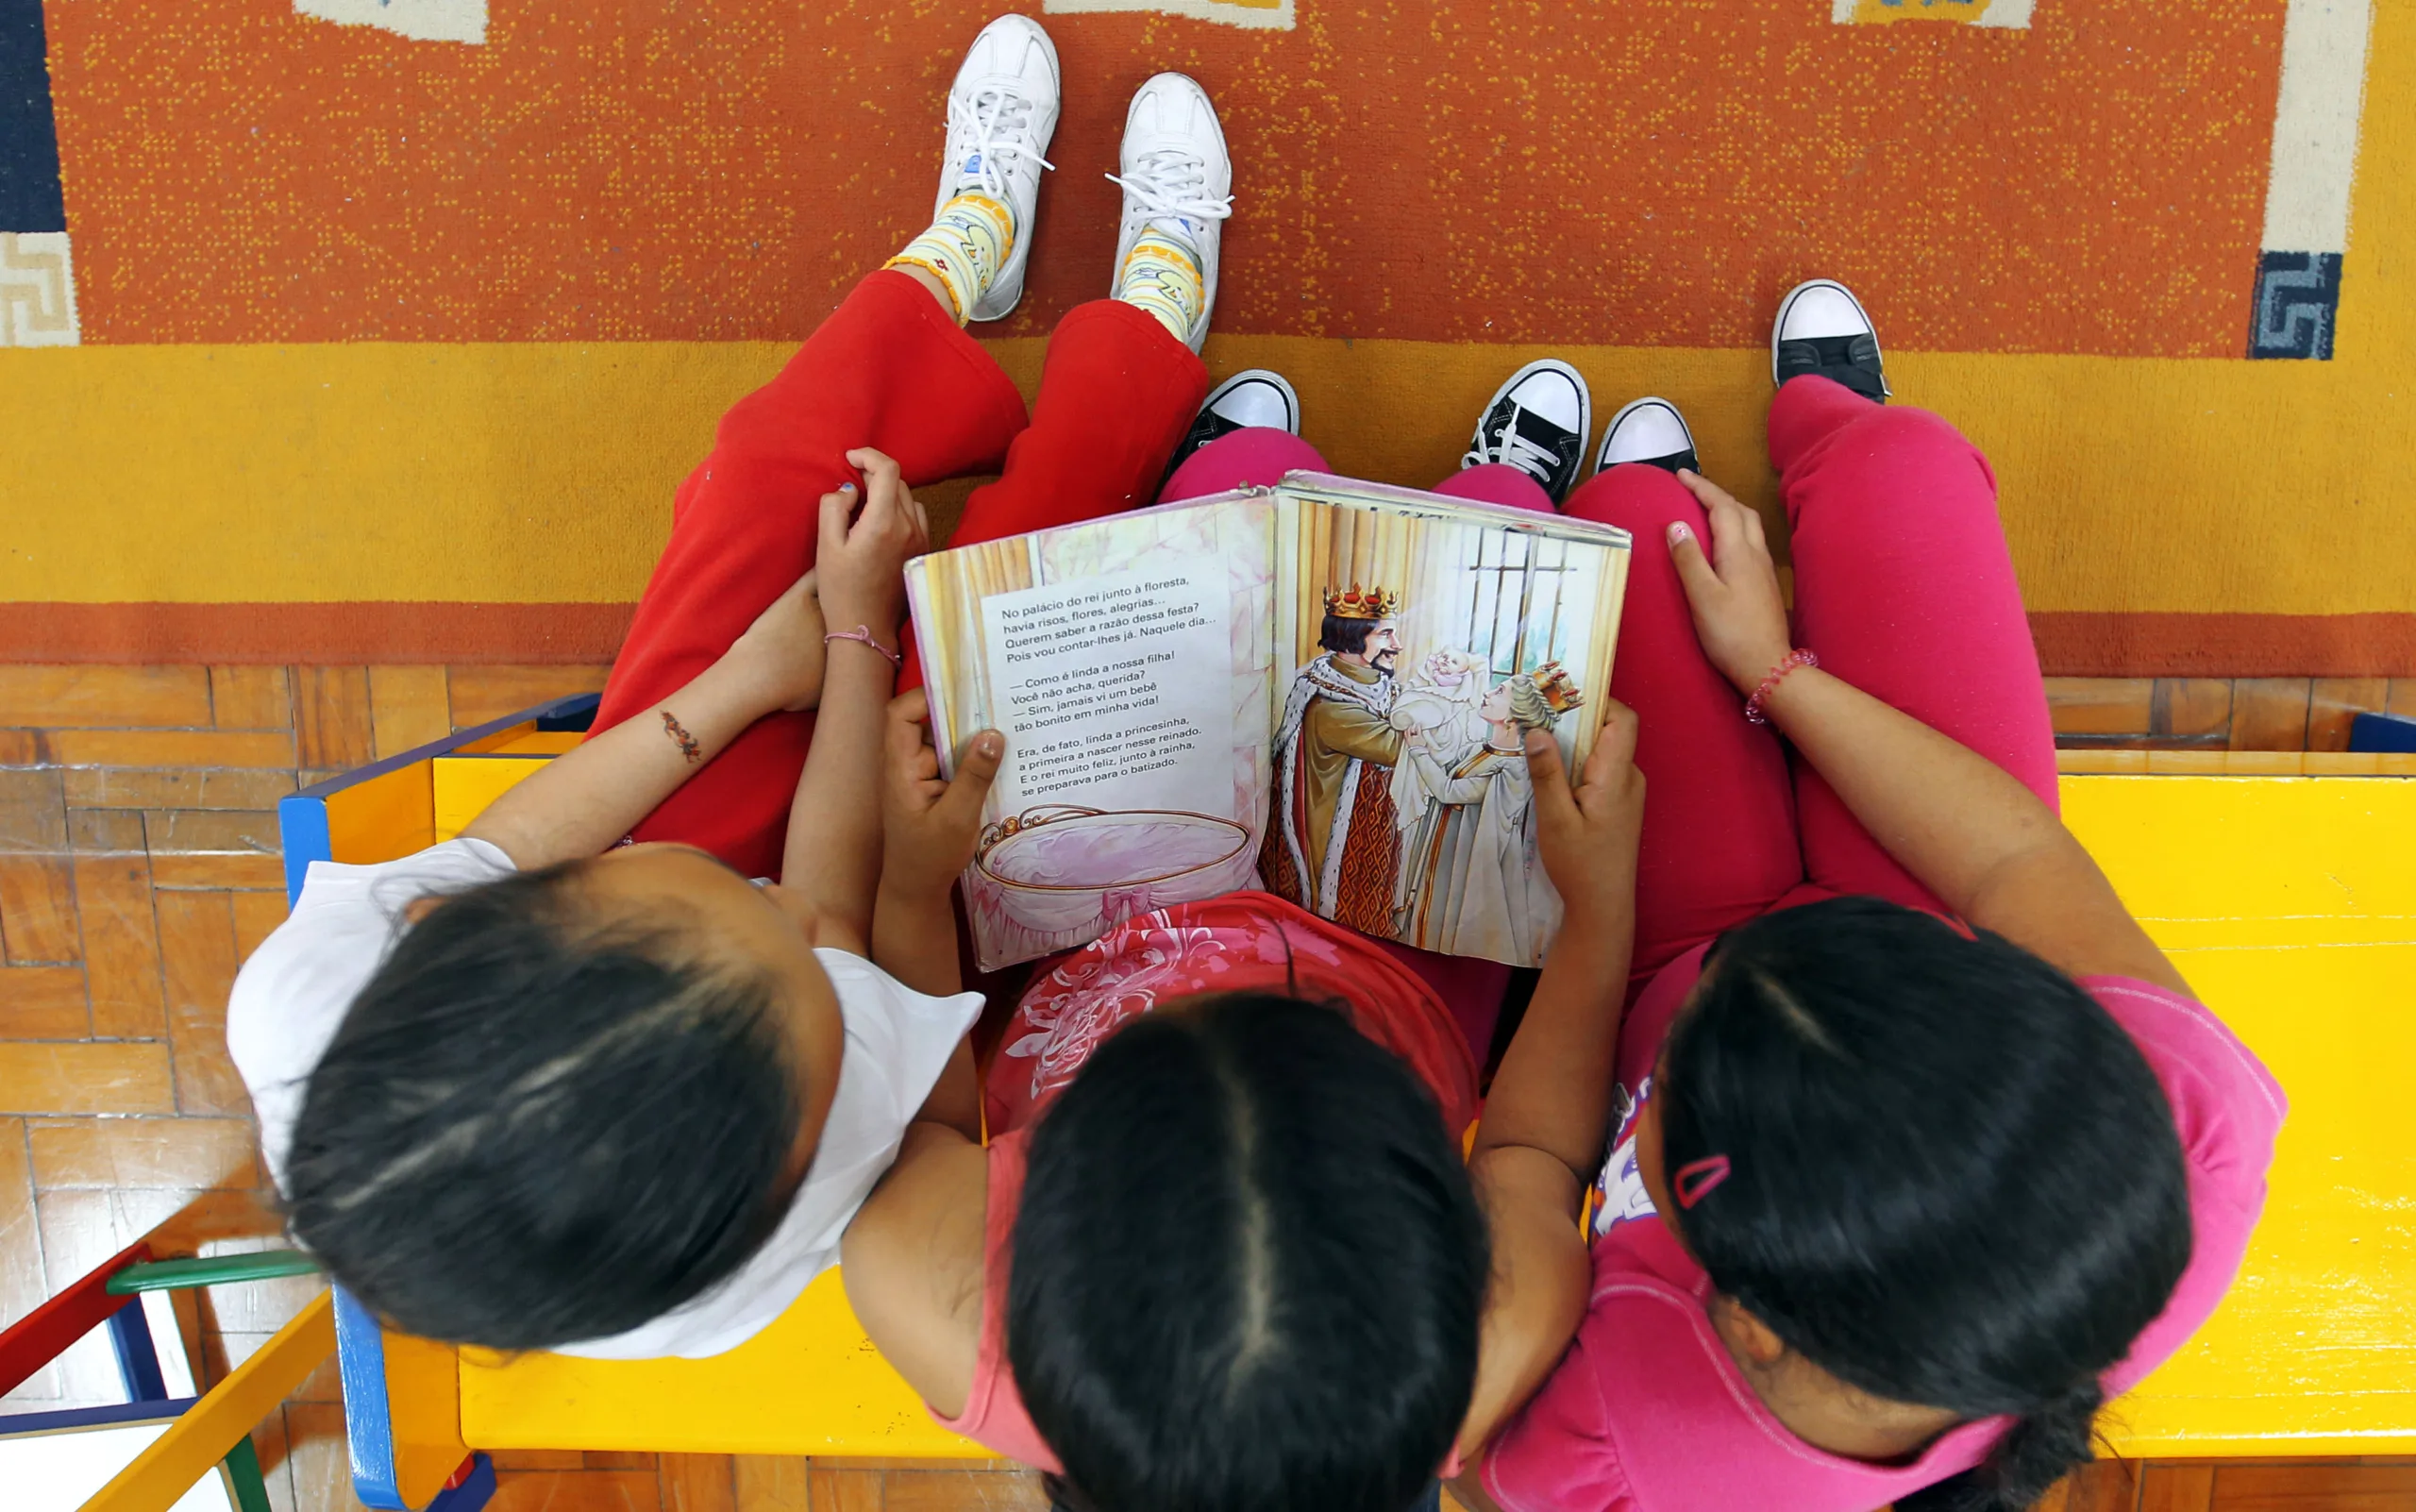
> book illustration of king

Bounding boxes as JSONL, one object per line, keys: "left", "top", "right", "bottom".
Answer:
{"left": 1263, "top": 583, "right": 1407, "bottom": 934}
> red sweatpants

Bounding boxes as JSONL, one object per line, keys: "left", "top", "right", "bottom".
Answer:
{"left": 591, "top": 271, "right": 1208, "bottom": 879}
{"left": 1173, "top": 375, "right": 2056, "bottom": 985}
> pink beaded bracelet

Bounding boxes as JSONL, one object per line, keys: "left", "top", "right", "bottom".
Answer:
{"left": 1744, "top": 648, "right": 1818, "bottom": 725}
{"left": 825, "top": 625, "right": 902, "bottom": 669}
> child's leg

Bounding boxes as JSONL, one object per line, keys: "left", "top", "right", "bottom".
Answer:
{"left": 1559, "top": 463, "right": 1801, "bottom": 976}
{"left": 596, "top": 270, "right": 1030, "bottom": 877}
{"left": 1161, "top": 426, "right": 1327, "bottom": 501}
{"left": 1430, "top": 463, "right": 1556, "bottom": 515}
{"left": 1774, "top": 376, "right": 2058, "bottom": 910}
{"left": 952, "top": 301, "right": 1211, "bottom": 546}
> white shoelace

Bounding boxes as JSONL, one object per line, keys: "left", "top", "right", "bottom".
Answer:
{"left": 1465, "top": 401, "right": 1564, "bottom": 481}
{"left": 947, "top": 86, "right": 1055, "bottom": 204}
{"left": 1106, "top": 147, "right": 1235, "bottom": 243}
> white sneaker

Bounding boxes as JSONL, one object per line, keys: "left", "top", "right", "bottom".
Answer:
{"left": 1109, "top": 73, "right": 1233, "bottom": 352}
{"left": 1163, "top": 369, "right": 1300, "bottom": 479}
{"left": 1595, "top": 396, "right": 1699, "bottom": 476}
{"left": 1771, "top": 278, "right": 1888, "bottom": 400}
{"left": 937, "top": 15, "right": 1060, "bottom": 323}
{"left": 1194, "top": 369, "right": 1300, "bottom": 435}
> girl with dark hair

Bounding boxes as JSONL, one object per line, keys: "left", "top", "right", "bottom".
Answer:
{"left": 223, "top": 14, "right": 1261, "bottom": 1356}
{"left": 1446, "top": 282, "right": 2287, "bottom": 1512}
{"left": 849, "top": 683, "right": 1648, "bottom": 1512}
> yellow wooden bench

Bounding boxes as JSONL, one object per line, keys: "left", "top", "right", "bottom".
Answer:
{"left": 279, "top": 710, "right": 2415, "bottom": 1503}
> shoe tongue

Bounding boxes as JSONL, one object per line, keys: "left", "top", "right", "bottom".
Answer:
{"left": 1504, "top": 407, "right": 1574, "bottom": 476}
{"left": 1778, "top": 335, "right": 1885, "bottom": 398}
{"left": 1140, "top": 217, "right": 1202, "bottom": 257}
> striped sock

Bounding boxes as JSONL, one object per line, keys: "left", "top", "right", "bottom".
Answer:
{"left": 885, "top": 193, "right": 1016, "bottom": 325}
{"left": 1115, "top": 228, "right": 1206, "bottom": 344}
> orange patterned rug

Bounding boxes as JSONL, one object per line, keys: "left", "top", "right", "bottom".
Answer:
{"left": 1, "top": 0, "right": 2407, "bottom": 673}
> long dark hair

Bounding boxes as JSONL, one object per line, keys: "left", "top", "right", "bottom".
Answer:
{"left": 1658, "top": 898, "right": 2190, "bottom": 1512}
{"left": 283, "top": 864, "right": 803, "bottom": 1349}
{"left": 1007, "top": 993, "right": 1486, "bottom": 1512}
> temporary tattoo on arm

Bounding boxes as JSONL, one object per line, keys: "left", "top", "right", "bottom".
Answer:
{"left": 661, "top": 710, "right": 703, "bottom": 764}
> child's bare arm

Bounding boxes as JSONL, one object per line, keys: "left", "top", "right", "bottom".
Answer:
{"left": 842, "top": 1121, "right": 989, "bottom": 1415}
{"left": 872, "top": 690, "right": 1004, "bottom": 1140}
{"left": 462, "top": 572, "right": 825, "bottom": 868}
{"left": 1458, "top": 708, "right": 1645, "bottom": 1459}
{"left": 780, "top": 450, "right": 931, "bottom": 952}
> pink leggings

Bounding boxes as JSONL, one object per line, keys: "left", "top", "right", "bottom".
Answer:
{"left": 1164, "top": 375, "right": 2057, "bottom": 989}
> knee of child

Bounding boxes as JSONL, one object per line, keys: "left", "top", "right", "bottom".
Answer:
{"left": 1837, "top": 404, "right": 1974, "bottom": 474}
{"left": 1006, "top": 994, "right": 1486, "bottom": 1512}
{"left": 281, "top": 865, "right": 812, "bottom": 1350}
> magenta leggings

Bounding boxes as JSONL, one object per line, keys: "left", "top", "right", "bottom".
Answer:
{"left": 1162, "top": 375, "right": 2057, "bottom": 997}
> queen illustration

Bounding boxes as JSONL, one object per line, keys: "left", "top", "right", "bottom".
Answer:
{"left": 1389, "top": 662, "right": 1586, "bottom": 966}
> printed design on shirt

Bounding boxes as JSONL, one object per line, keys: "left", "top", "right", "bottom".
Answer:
{"left": 1590, "top": 1077, "right": 1659, "bottom": 1240}
{"left": 1003, "top": 911, "right": 1233, "bottom": 1100}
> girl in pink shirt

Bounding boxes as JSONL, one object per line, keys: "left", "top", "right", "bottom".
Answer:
{"left": 1448, "top": 282, "right": 2286, "bottom": 1512}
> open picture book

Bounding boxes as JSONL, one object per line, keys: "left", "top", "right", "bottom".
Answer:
{"left": 905, "top": 472, "right": 1634, "bottom": 972}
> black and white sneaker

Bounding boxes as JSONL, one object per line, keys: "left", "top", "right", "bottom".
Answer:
{"left": 1595, "top": 396, "right": 1699, "bottom": 476}
{"left": 1464, "top": 359, "right": 1591, "bottom": 504}
{"left": 1166, "top": 369, "right": 1300, "bottom": 476}
{"left": 1772, "top": 278, "right": 1888, "bottom": 401}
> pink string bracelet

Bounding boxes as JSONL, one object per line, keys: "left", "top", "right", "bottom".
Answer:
{"left": 824, "top": 625, "right": 902, "bottom": 669}
{"left": 1743, "top": 648, "right": 1817, "bottom": 725}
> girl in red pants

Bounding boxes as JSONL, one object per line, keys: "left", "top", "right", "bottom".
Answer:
{"left": 226, "top": 14, "right": 1237, "bottom": 1362}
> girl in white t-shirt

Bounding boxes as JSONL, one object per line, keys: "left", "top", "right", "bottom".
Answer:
{"left": 230, "top": 454, "right": 1005, "bottom": 1358}
{"left": 229, "top": 10, "right": 1244, "bottom": 1360}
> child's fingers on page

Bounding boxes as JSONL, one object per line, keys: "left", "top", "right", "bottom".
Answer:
{"left": 934, "top": 731, "right": 1004, "bottom": 834}
{"left": 1523, "top": 731, "right": 1577, "bottom": 816}
{"left": 1589, "top": 697, "right": 1640, "bottom": 773}
{"left": 882, "top": 695, "right": 931, "bottom": 772}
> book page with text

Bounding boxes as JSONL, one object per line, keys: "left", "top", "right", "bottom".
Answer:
{"left": 905, "top": 493, "right": 1279, "bottom": 970}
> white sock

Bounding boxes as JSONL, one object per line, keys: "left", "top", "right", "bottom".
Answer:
{"left": 886, "top": 192, "right": 1016, "bottom": 325}
{"left": 1115, "top": 227, "right": 1205, "bottom": 344}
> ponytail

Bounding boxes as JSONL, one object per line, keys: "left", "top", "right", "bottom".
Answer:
{"left": 1896, "top": 1381, "right": 2106, "bottom": 1512}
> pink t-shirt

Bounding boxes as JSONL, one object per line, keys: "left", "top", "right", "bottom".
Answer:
{"left": 1482, "top": 946, "right": 2287, "bottom": 1512}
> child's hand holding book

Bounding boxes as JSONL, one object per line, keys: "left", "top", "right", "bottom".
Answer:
{"left": 1524, "top": 697, "right": 1645, "bottom": 932}
{"left": 871, "top": 690, "right": 1002, "bottom": 1010}
{"left": 881, "top": 690, "right": 1004, "bottom": 909}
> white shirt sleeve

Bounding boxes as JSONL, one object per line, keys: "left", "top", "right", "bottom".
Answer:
{"left": 226, "top": 837, "right": 516, "bottom": 1188}
{"left": 548, "top": 949, "right": 982, "bottom": 1359}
